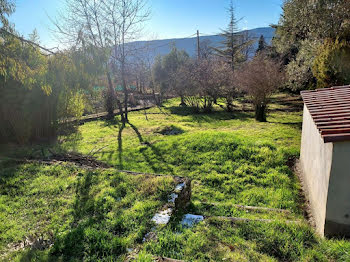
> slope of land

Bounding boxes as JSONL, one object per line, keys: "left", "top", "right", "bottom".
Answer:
{"left": 1, "top": 94, "right": 350, "bottom": 261}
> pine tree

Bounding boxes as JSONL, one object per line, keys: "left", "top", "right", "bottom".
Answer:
{"left": 214, "top": 0, "right": 241, "bottom": 70}
{"left": 0, "top": 0, "right": 15, "bottom": 28}
{"left": 256, "top": 35, "right": 267, "bottom": 54}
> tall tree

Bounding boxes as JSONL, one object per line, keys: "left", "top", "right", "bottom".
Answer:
{"left": 273, "top": 0, "right": 350, "bottom": 90}
{"left": 213, "top": 0, "right": 241, "bottom": 70}
{"left": 256, "top": 35, "right": 267, "bottom": 54}
{"left": 152, "top": 47, "right": 190, "bottom": 105}
{"left": 104, "top": 0, "right": 150, "bottom": 121}
{"left": 53, "top": 0, "right": 149, "bottom": 122}
{"left": 0, "top": 0, "right": 15, "bottom": 28}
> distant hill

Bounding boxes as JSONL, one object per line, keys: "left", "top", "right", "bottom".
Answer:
{"left": 125, "top": 27, "right": 275, "bottom": 61}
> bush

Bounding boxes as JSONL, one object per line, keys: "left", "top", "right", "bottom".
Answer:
{"left": 0, "top": 32, "right": 92, "bottom": 144}
{"left": 235, "top": 55, "right": 285, "bottom": 122}
{"left": 313, "top": 38, "right": 350, "bottom": 88}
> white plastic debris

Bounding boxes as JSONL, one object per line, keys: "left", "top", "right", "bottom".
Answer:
{"left": 151, "top": 208, "right": 173, "bottom": 225}
{"left": 175, "top": 182, "right": 185, "bottom": 193}
{"left": 168, "top": 193, "right": 178, "bottom": 203}
{"left": 181, "top": 214, "right": 204, "bottom": 228}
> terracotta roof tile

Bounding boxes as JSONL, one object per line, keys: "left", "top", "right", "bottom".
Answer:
{"left": 301, "top": 85, "right": 350, "bottom": 143}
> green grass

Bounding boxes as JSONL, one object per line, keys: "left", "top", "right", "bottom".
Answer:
{"left": 59, "top": 96, "right": 303, "bottom": 213}
{"left": 139, "top": 219, "right": 350, "bottom": 261}
{"left": 1, "top": 94, "right": 350, "bottom": 261}
{"left": 0, "top": 161, "right": 175, "bottom": 261}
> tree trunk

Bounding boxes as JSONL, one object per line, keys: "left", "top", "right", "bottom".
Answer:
{"left": 121, "top": 20, "right": 128, "bottom": 123}
{"left": 106, "top": 72, "right": 116, "bottom": 119}
{"left": 226, "top": 96, "right": 233, "bottom": 112}
{"left": 255, "top": 104, "right": 267, "bottom": 122}
{"left": 180, "top": 95, "right": 186, "bottom": 106}
{"left": 122, "top": 74, "right": 128, "bottom": 123}
{"left": 107, "top": 71, "right": 124, "bottom": 122}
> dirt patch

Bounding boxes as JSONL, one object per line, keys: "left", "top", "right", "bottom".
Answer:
{"left": 0, "top": 233, "right": 54, "bottom": 261}
{"left": 36, "top": 152, "right": 112, "bottom": 168}
{"left": 156, "top": 125, "right": 184, "bottom": 136}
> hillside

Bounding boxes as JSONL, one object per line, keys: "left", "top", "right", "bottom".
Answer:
{"left": 126, "top": 27, "right": 275, "bottom": 61}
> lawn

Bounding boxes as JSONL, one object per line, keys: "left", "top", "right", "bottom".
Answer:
{"left": 1, "top": 94, "right": 350, "bottom": 261}
{"left": 60, "top": 95, "right": 303, "bottom": 212}
{"left": 0, "top": 161, "right": 175, "bottom": 261}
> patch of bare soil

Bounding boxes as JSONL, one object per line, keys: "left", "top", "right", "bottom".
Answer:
{"left": 155, "top": 125, "right": 184, "bottom": 136}
{"left": 42, "top": 152, "right": 112, "bottom": 168}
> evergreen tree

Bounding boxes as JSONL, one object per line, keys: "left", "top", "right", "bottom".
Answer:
{"left": 28, "top": 29, "right": 40, "bottom": 44}
{"left": 256, "top": 35, "right": 267, "bottom": 54}
{"left": 0, "top": 0, "right": 15, "bottom": 28}
{"left": 213, "top": 0, "right": 241, "bottom": 70}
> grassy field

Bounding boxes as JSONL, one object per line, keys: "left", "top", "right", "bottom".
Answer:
{"left": 1, "top": 94, "right": 350, "bottom": 261}
{"left": 60, "top": 95, "right": 303, "bottom": 212}
{"left": 0, "top": 161, "right": 175, "bottom": 261}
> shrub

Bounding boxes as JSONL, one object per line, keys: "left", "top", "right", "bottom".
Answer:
{"left": 312, "top": 38, "right": 350, "bottom": 88}
{"left": 235, "top": 55, "right": 285, "bottom": 122}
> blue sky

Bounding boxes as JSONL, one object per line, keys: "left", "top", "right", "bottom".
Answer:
{"left": 9, "top": 0, "right": 283, "bottom": 48}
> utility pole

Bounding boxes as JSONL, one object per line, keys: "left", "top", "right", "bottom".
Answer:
{"left": 197, "top": 30, "right": 200, "bottom": 59}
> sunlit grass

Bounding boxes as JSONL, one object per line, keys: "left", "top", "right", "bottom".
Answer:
{"left": 1, "top": 94, "right": 349, "bottom": 261}
{"left": 0, "top": 161, "right": 175, "bottom": 261}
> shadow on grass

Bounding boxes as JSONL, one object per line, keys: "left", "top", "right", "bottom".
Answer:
{"left": 99, "top": 119, "right": 175, "bottom": 175}
{"left": 102, "top": 117, "right": 120, "bottom": 128}
{"left": 267, "top": 120, "right": 302, "bottom": 129}
{"left": 117, "top": 122, "right": 125, "bottom": 169}
{"left": 0, "top": 162, "right": 125, "bottom": 261}
{"left": 168, "top": 106, "right": 252, "bottom": 123}
{"left": 269, "top": 95, "right": 303, "bottom": 112}
{"left": 17, "top": 171, "right": 126, "bottom": 261}
{"left": 128, "top": 121, "right": 175, "bottom": 175}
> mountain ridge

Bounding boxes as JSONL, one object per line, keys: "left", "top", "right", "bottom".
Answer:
{"left": 125, "top": 27, "right": 276, "bottom": 61}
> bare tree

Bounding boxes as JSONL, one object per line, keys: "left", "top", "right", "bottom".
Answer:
{"left": 239, "top": 30, "right": 255, "bottom": 61}
{"left": 189, "top": 58, "right": 234, "bottom": 112}
{"left": 52, "top": 0, "right": 149, "bottom": 122}
{"left": 213, "top": 60, "right": 237, "bottom": 111}
{"left": 235, "top": 55, "right": 285, "bottom": 122}
{"left": 105, "top": 0, "right": 150, "bottom": 121}
{"left": 199, "top": 39, "right": 214, "bottom": 59}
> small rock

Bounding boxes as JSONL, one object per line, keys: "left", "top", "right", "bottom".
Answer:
{"left": 152, "top": 208, "right": 173, "bottom": 225}
{"left": 181, "top": 214, "right": 204, "bottom": 228}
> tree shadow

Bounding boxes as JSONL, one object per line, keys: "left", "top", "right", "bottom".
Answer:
{"left": 102, "top": 117, "right": 120, "bottom": 127}
{"left": 168, "top": 106, "right": 252, "bottom": 123}
{"left": 269, "top": 95, "right": 304, "bottom": 112}
{"left": 117, "top": 122, "right": 125, "bottom": 169}
{"left": 50, "top": 171, "right": 125, "bottom": 261}
{"left": 128, "top": 121, "right": 175, "bottom": 175}
{"left": 267, "top": 120, "right": 302, "bottom": 129}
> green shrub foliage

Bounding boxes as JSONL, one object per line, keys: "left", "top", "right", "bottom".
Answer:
{"left": 0, "top": 32, "right": 93, "bottom": 144}
{"left": 274, "top": 0, "right": 350, "bottom": 90}
{"left": 313, "top": 39, "right": 350, "bottom": 88}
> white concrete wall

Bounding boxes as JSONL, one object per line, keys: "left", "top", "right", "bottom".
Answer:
{"left": 325, "top": 141, "right": 350, "bottom": 236}
{"left": 300, "top": 105, "right": 333, "bottom": 236}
